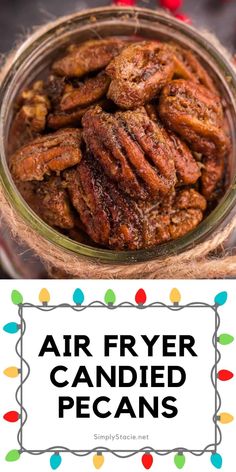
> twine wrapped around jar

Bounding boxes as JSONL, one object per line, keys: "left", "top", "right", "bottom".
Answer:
{"left": 1, "top": 9, "right": 236, "bottom": 279}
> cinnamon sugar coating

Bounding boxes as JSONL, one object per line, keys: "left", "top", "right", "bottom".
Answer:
{"left": 8, "top": 37, "right": 230, "bottom": 251}
{"left": 52, "top": 38, "right": 125, "bottom": 78}
{"left": 10, "top": 128, "right": 82, "bottom": 181}
{"left": 106, "top": 41, "right": 175, "bottom": 109}
{"left": 17, "top": 177, "right": 75, "bottom": 229}
{"left": 82, "top": 106, "right": 177, "bottom": 200}
{"left": 159, "top": 79, "right": 229, "bottom": 158}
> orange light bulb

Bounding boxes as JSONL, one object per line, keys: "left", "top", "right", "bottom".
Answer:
{"left": 4, "top": 367, "right": 20, "bottom": 378}
{"left": 93, "top": 453, "right": 104, "bottom": 469}
{"left": 39, "top": 288, "right": 50, "bottom": 305}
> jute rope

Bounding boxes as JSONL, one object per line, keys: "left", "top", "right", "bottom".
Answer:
{"left": 1, "top": 181, "right": 236, "bottom": 279}
{"left": 0, "top": 11, "right": 236, "bottom": 279}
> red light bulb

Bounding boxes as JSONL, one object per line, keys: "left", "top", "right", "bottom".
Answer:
{"left": 174, "top": 13, "right": 192, "bottom": 24}
{"left": 159, "top": 0, "right": 183, "bottom": 11}
{"left": 3, "top": 411, "right": 20, "bottom": 423}
{"left": 218, "top": 369, "right": 234, "bottom": 381}
{"left": 135, "top": 289, "right": 147, "bottom": 305}
{"left": 142, "top": 453, "right": 153, "bottom": 469}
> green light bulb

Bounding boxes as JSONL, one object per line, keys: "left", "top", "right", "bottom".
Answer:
{"left": 104, "top": 289, "right": 116, "bottom": 306}
{"left": 218, "top": 334, "right": 234, "bottom": 345}
{"left": 11, "top": 290, "right": 23, "bottom": 305}
{"left": 5, "top": 449, "right": 21, "bottom": 462}
{"left": 174, "top": 453, "right": 186, "bottom": 469}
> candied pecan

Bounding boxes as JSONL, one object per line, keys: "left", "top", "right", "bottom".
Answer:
{"left": 106, "top": 41, "right": 175, "bottom": 109}
{"left": 142, "top": 192, "right": 174, "bottom": 247}
{"left": 201, "top": 156, "right": 225, "bottom": 199}
{"left": 82, "top": 106, "right": 176, "bottom": 200}
{"left": 145, "top": 106, "right": 201, "bottom": 184}
{"left": 65, "top": 157, "right": 143, "bottom": 250}
{"left": 17, "top": 177, "right": 75, "bottom": 229}
{"left": 169, "top": 188, "right": 206, "bottom": 239}
{"left": 8, "top": 80, "right": 50, "bottom": 153}
{"left": 46, "top": 74, "right": 89, "bottom": 128}
{"left": 47, "top": 106, "right": 91, "bottom": 129}
{"left": 143, "top": 213, "right": 171, "bottom": 247}
{"left": 60, "top": 72, "right": 110, "bottom": 111}
{"left": 9, "top": 128, "right": 82, "bottom": 181}
{"left": 166, "top": 131, "right": 201, "bottom": 184}
{"left": 159, "top": 80, "right": 229, "bottom": 158}
{"left": 145, "top": 103, "right": 160, "bottom": 122}
{"left": 169, "top": 44, "right": 218, "bottom": 92}
{"left": 143, "top": 189, "right": 206, "bottom": 245}
{"left": 47, "top": 99, "right": 111, "bottom": 129}
{"left": 174, "top": 188, "right": 207, "bottom": 211}
{"left": 52, "top": 38, "right": 125, "bottom": 78}
{"left": 117, "top": 109, "right": 201, "bottom": 186}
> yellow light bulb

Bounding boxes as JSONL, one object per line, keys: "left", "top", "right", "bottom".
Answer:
{"left": 39, "top": 288, "right": 50, "bottom": 305}
{"left": 4, "top": 367, "right": 20, "bottom": 378}
{"left": 218, "top": 413, "right": 234, "bottom": 424}
{"left": 93, "top": 453, "right": 104, "bottom": 469}
{"left": 170, "top": 288, "right": 181, "bottom": 305}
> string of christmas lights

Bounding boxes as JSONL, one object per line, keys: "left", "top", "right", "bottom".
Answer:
{"left": 3, "top": 288, "right": 233, "bottom": 470}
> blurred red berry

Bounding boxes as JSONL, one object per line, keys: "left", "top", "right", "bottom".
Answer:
{"left": 159, "top": 0, "right": 183, "bottom": 11}
{"left": 113, "top": 0, "right": 136, "bottom": 5}
{"left": 174, "top": 12, "right": 192, "bottom": 24}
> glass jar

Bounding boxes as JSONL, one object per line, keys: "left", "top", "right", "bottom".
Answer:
{"left": 0, "top": 6, "right": 236, "bottom": 278}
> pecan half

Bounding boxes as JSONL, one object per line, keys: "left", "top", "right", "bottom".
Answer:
{"left": 169, "top": 188, "right": 207, "bottom": 239}
{"left": 159, "top": 80, "right": 229, "bottom": 158}
{"left": 47, "top": 99, "right": 113, "bottom": 130}
{"left": 8, "top": 80, "right": 50, "bottom": 153}
{"left": 47, "top": 106, "right": 92, "bottom": 129}
{"left": 46, "top": 74, "right": 109, "bottom": 129}
{"left": 65, "top": 157, "right": 143, "bottom": 250}
{"left": 106, "top": 41, "right": 175, "bottom": 109}
{"left": 142, "top": 191, "right": 175, "bottom": 247}
{"left": 143, "top": 188, "right": 207, "bottom": 246}
{"left": 169, "top": 44, "right": 218, "bottom": 92}
{"left": 59, "top": 72, "right": 110, "bottom": 111}
{"left": 166, "top": 130, "right": 201, "bottom": 184}
{"left": 52, "top": 38, "right": 125, "bottom": 78}
{"left": 145, "top": 105, "right": 201, "bottom": 185}
{"left": 17, "top": 177, "right": 75, "bottom": 229}
{"left": 82, "top": 106, "right": 176, "bottom": 200}
{"left": 9, "top": 128, "right": 82, "bottom": 181}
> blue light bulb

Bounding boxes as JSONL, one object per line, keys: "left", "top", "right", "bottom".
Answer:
{"left": 50, "top": 453, "right": 62, "bottom": 470}
{"left": 214, "top": 292, "right": 227, "bottom": 306}
{"left": 3, "top": 322, "right": 20, "bottom": 334}
{"left": 73, "top": 288, "right": 84, "bottom": 305}
{"left": 211, "top": 453, "right": 222, "bottom": 469}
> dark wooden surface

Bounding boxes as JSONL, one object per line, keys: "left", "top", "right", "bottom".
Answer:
{"left": 0, "top": 0, "right": 235, "bottom": 278}
{"left": 0, "top": 0, "right": 235, "bottom": 55}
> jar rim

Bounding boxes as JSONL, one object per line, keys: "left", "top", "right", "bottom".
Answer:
{"left": 1, "top": 5, "right": 236, "bottom": 264}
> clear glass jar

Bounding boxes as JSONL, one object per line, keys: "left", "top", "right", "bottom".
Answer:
{"left": 0, "top": 6, "right": 236, "bottom": 278}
